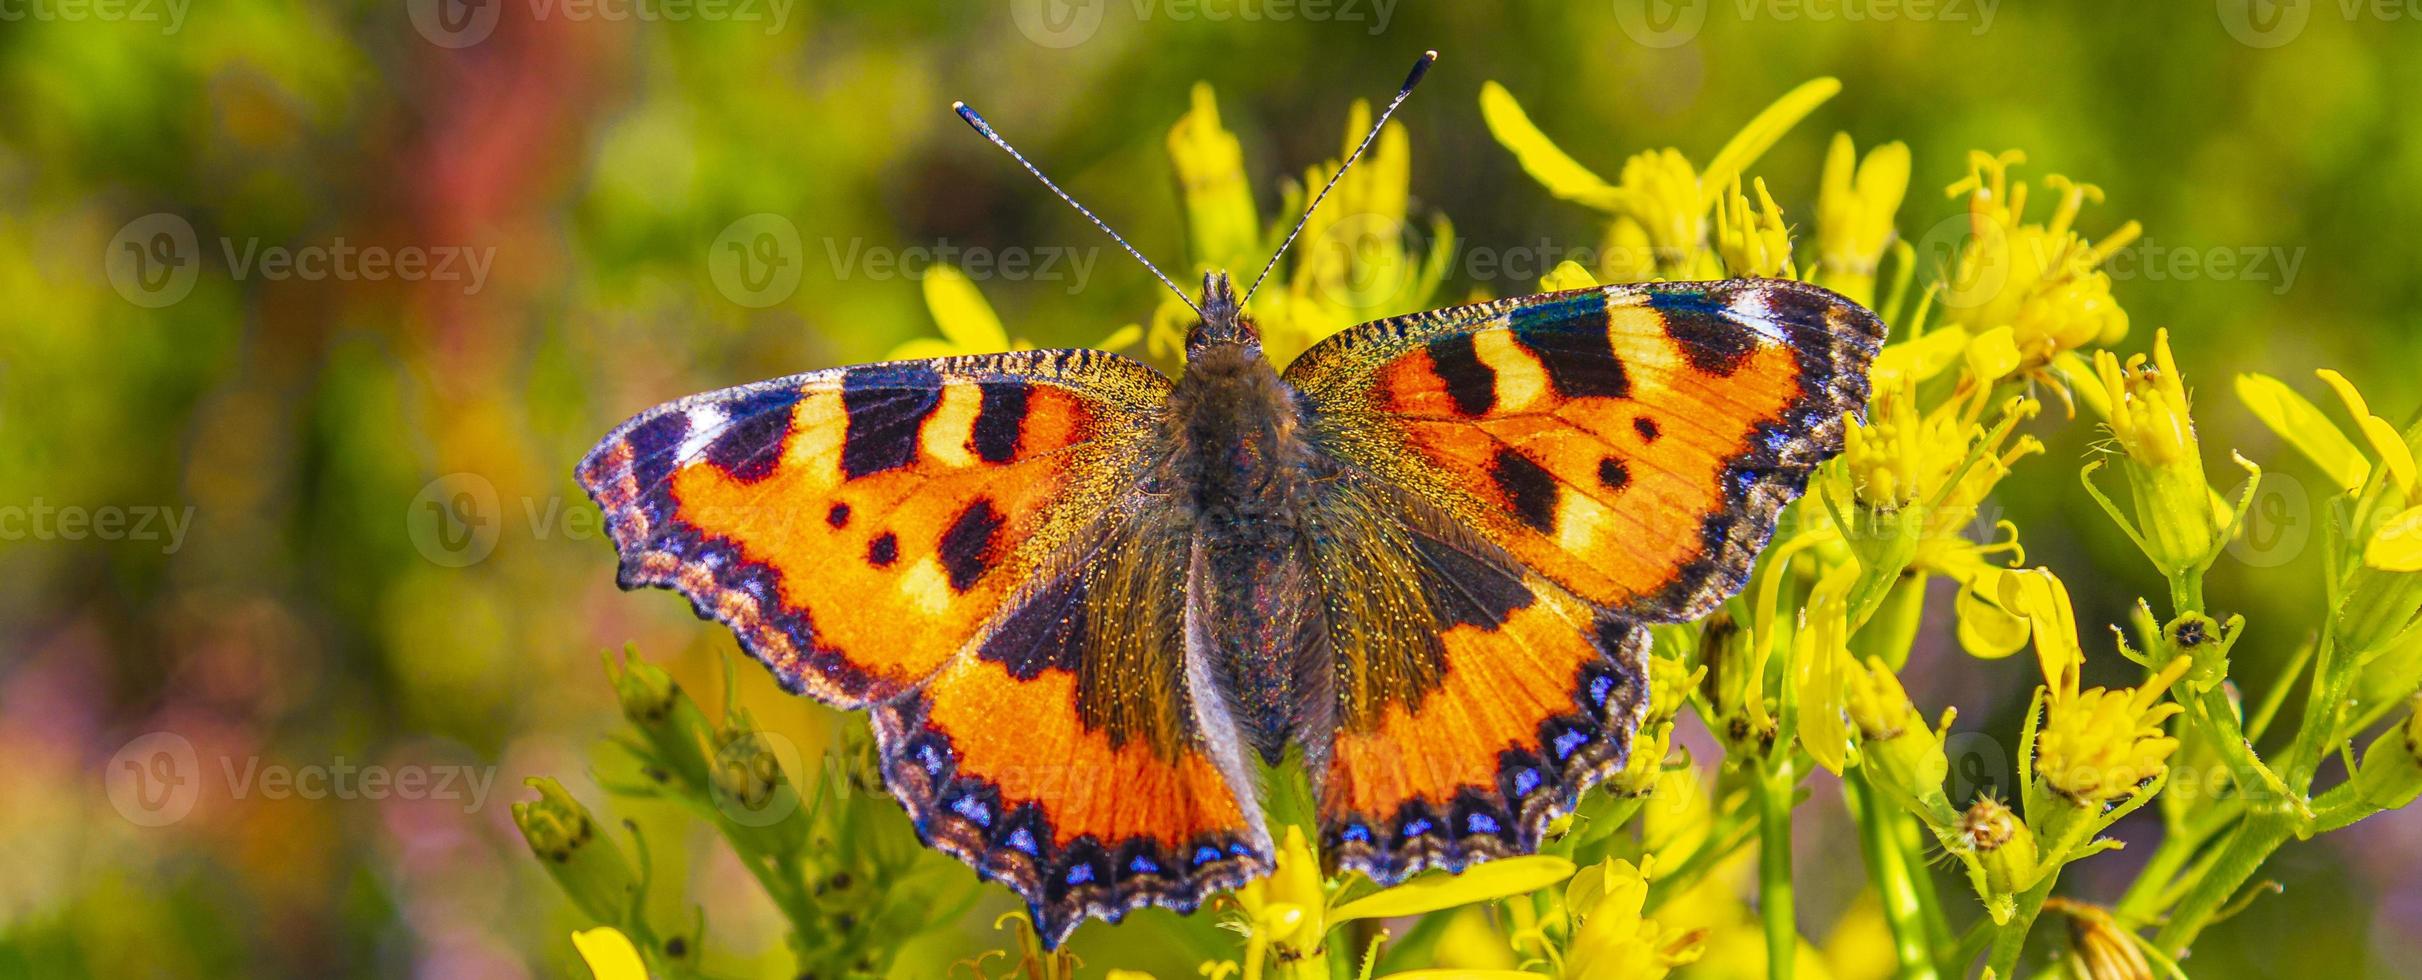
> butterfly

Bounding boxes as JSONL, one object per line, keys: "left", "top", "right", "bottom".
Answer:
{"left": 576, "top": 53, "right": 1882, "bottom": 947}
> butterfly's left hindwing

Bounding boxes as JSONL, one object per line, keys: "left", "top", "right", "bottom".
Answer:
{"left": 578, "top": 350, "right": 1272, "bottom": 947}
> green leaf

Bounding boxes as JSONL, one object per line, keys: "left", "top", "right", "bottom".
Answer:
{"left": 1328, "top": 856, "right": 1576, "bottom": 925}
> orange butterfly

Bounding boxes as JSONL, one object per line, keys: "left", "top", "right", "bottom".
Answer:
{"left": 577, "top": 53, "right": 1880, "bottom": 946}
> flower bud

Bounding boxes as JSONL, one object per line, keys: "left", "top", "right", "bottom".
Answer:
{"left": 708, "top": 712, "right": 807, "bottom": 856}
{"left": 1845, "top": 657, "right": 1957, "bottom": 825}
{"left": 2053, "top": 899, "right": 2154, "bottom": 980}
{"left": 2347, "top": 699, "right": 2422, "bottom": 812}
{"left": 606, "top": 647, "right": 715, "bottom": 794}
{"left": 513, "top": 778, "right": 639, "bottom": 924}
{"left": 1960, "top": 797, "right": 2039, "bottom": 897}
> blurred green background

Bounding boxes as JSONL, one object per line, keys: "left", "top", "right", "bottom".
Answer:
{"left": 3, "top": 1, "right": 2419, "bottom": 976}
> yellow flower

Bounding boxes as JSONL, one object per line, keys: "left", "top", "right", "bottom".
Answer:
{"left": 1154, "top": 86, "right": 1453, "bottom": 365}
{"left": 2034, "top": 656, "right": 2191, "bottom": 806}
{"left": 1168, "top": 82, "right": 1262, "bottom": 272}
{"left": 1562, "top": 858, "right": 1706, "bottom": 980}
{"left": 1712, "top": 176, "right": 1795, "bottom": 279}
{"left": 1481, "top": 77, "right": 1839, "bottom": 281}
{"left": 1610, "top": 655, "right": 1700, "bottom": 795}
{"left": 1938, "top": 151, "right": 2140, "bottom": 369}
{"left": 2048, "top": 899, "right": 2156, "bottom": 980}
{"left": 888, "top": 265, "right": 1142, "bottom": 360}
{"left": 2097, "top": 328, "right": 2196, "bottom": 468}
{"left": 1842, "top": 377, "right": 1967, "bottom": 511}
{"left": 1814, "top": 132, "right": 1911, "bottom": 306}
{"left": 2089, "top": 328, "right": 2229, "bottom": 577}
{"left": 571, "top": 927, "right": 649, "bottom": 980}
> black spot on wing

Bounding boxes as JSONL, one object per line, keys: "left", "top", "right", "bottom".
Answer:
{"left": 972, "top": 381, "right": 1032, "bottom": 464}
{"left": 978, "top": 572, "right": 1086, "bottom": 679}
{"left": 1425, "top": 334, "right": 1496, "bottom": 416}
{"left": 1490, "top": 448, "right": 1560, "bottom": 533}
{"left": 1409, "top": 533, "right": 1535, "bottom": 629}
{"left": 840, "top": 365, "right": 944, "bottom": 479}
{"left": 1597, "top": 457, "right": 1631, "bottom": 492}
{"left": 1633, "top": 417, "right": 1660, "bottom": 443}
{"left": 826, "top": 502, "right": 851, "bottom": 528}
{"left": 867, "top": 532, "right": 899, "bottom": 567}
{"left": 938, "top": 499, "right": 1005, "bottom": 592}
{"left": 1509, "top": 297, "right": 1629, "bottom": 400}
{"left": 1648, "top": 291, "right": 1756, "bottom": 377}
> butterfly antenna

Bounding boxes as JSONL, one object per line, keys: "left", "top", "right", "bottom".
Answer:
{"left": 953, "top": 101, "right": 1202, "bottom": 317}
{"left": 1240, "top": 49, "right": 1437, "bottom": 309}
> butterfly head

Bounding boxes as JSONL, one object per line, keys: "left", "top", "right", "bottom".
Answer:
{"left": 1186, "top": 270, "right": 1260, "bottom": 355}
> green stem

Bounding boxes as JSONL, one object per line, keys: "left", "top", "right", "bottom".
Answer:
{"left": 1984, "top": 874, "right": 2058, "bottom": 978}
{"left": 2152, "top": 809, "right": 2297, "bottom": 955}
{"left": 1894, "top": 809, "right": 1957, "bottom": 965}
{"left": 2114, "top": 811, "right": 2225, "bottom": 923}
{"left": 1756, "top": 759, "right": 1799, "bottom": 980}
{"left": 1846, "top": 773, "right": 1942, "bottom": 980}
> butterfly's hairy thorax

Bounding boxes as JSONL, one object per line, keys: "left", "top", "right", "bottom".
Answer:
{"left": 1166, "top": 330, "right": 1327, "bottom": 762}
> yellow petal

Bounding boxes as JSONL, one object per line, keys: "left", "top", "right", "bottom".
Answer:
{"left": 920, "top": 265, "right": 1010, "bottom": 353}
{"left": 1700, "top": 77, "right": 1841, "bottom": 195}
{"left": 2319, "top": 370, "right": 2417, "bottom": 497}
{"left": 1167, "top": 83, "right": 1262, "bottom": 270}
{"left": 571, "top": 928, "right": 648, "bottom": 980}
{"left": 1377, "top": 972, "right": 1544, "bottom": 979}
{"left": 1092, "top": 323, "right": 1145, "bottom": 352}
{"left": 2237, "top": 372, "right": 2369, "bottom": 491}
{"left": 1872, "top": 328, "right": 1968, "bottom": 388}
{"left": 1478, "top": 81, "right": 1626, "bottom": 210}
{"left": 1954, "top": 582, "right": 2032, "bottom": 659}
{"left": 1328, "top": 855, "right": 1575, "bottom": 924}
{"left": 2369, "top": 506, "right": 2422, "bottom": 572}
{"left": 1964, "top": 325, "right": 2022, "bottom": 385}
{"left": 1540, "top": 259, "right": 1601, "bottom": 292}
